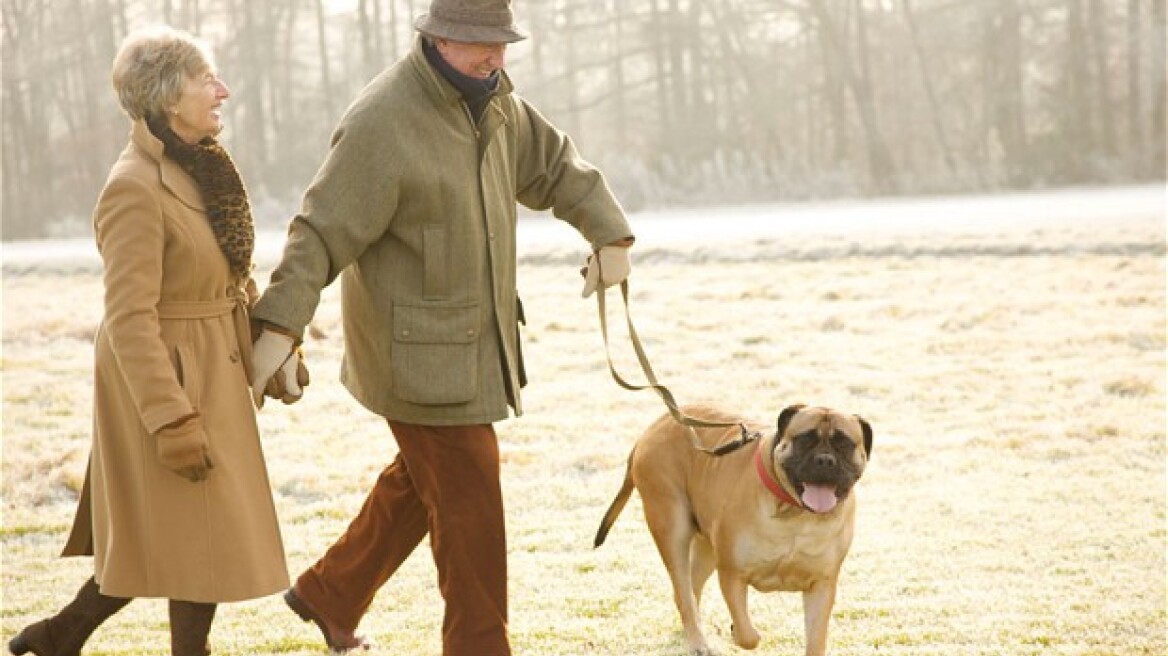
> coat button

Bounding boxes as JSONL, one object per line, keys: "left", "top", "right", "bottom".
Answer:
{"left": 229, "top": 350, "right": 240, "bottom": 363}
{"left": 402, "top": 329, "right": 410, "bottom": 337}
{"left": 467, "top": 329, "right": 475, "bottom": 337}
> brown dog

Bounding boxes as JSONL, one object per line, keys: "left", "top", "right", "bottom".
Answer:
{"left": 594, "top": 403, "right": 873, "bottom": 656}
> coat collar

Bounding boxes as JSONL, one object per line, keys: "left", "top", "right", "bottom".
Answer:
{"left": 130, "top": 119, "right": 205, "bottom": 212}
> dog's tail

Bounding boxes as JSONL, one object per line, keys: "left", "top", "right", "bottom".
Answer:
{"left": 594, "top": 448, "right": 637, "bottom": 548}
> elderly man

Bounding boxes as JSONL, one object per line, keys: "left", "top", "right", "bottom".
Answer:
{"left": 249, "top": 1, "right": 635, "bottom": 653}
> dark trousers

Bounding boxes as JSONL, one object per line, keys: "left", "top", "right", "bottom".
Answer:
{"left": 296, "top": 421, "right": 509, "bottom": 656}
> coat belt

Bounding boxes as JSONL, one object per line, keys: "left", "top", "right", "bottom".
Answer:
{"left": 156, "top": 296, "right": 255, "bottom": 384}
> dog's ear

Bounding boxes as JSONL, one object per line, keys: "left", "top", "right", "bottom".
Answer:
{"left": 856, "top": 415, "right": 873, "bottom": 458}
{"left": 776, "top": 404, "right": 806, "bottom": 437}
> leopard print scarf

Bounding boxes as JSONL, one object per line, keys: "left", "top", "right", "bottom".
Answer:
{"left": 147, "top": 116, "right": 254, "bottom": 280}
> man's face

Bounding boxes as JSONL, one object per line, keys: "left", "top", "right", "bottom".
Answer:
{"left": 434, "top": 38, "right": 507, "bottom": 79}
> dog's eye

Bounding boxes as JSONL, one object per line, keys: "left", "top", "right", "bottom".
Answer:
{"left": 831, "top": 434, "right": 855, "bottom": 452}
{"left": 794, "top": 432, "right": 817, "bottom": 449}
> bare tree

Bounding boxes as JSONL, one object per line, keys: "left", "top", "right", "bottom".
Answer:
{"left": 900, "top": 0, "right": 957, "bottom": 182}
{"left": 1126, "top": 0, "right": 1144, "bottom": 175}
{"left": 314, "top": 0, "right": 334, "bottom": 119}
{"left": 1, "top": 0, "right": 1162, "bottom": 239}
{"left": 1149, "top": 0, "right": 1166, "bottom": 177}
{"left": 982, "top": 0, "right": 1028, "bottom": 186}
{"left": 2, "top": 0, "right": 52, "bottom": 238}
{"left": 1088, "top": 0, "right": 1117, "bottom": 159}
{"left": 808, "top": 0, "right": 897, "bottom": 193}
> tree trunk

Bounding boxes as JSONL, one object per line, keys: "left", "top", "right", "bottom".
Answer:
{"left": 900, "top": 0, "right": 958, "bottom": 181}
{"left": 984, "top": 0, "right": 1028, "bottom": 186}
{"left": 1088, "top": 0, "right": 1116, "bottom": 158}
{"left": 315, "top": 0, "right": 335, "bottom": 120}
{"left": 813, "top": 3, "right": 848, "bottom": 169}
{"left": 357, "top": 0, "right": 376, "bottom": 80}
{"left": 609, "top": 0, "right": 627, "bottom": 148}
{"left": 1, "top": 0, "right": 53, "bottom": 238}
{"left": 809, "top": 0, "right": 897, "bottom": 194}
{"left": 1065, "top": 0, "right": 1093, "bottom": 181}
{"left": 648, "top": 0, "right": 672, "bottom": 168}
{"left": 1126, "top": 0, "right": 1144, "bottom": 176}
{"left": 1149, "top": 0, "right": 1166, "bottom": 177}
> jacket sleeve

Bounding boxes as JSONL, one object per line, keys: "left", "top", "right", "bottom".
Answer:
{"left": 94, "top": 174, "right": 194, "bottom": 434}
{"left": 253, "top": 113, "right": 401, "bottom": 336}
{"left": 513, "top": 98, "right": 633, "bottom": 249}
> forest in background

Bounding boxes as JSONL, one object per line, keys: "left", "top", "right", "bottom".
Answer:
{"left": 2, "top": 0, "right": 1165, "bottom": 240}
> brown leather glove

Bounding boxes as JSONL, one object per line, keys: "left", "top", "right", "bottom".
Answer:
{"left": 264, "top": 347, "right": 310, "bottom": 404}
{"left": 250, "top": 328, "right": 298, "bottom": 408}
{"left": 156, "top": 415, "right": 214, "bottom": 483}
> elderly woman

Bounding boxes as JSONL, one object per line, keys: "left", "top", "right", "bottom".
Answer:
{"left": 7, "top": 25, "right": 296, "bottom": 656}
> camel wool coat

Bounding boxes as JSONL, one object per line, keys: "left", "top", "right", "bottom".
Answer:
{"left": 62, "top": 120, "right": 288, "bottom": 603}
{"left": 253, "top": 36, "right": 633, "bottom": 425}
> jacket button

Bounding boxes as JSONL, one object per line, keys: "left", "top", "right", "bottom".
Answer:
{"left": 229, "top": 350, "right": 240, "bottom": 363}
{"left": 467, "top": 329, "right": 475, "bottom": 337}
{"left": 402, "top": 329, "right": 410, "bottom": 337}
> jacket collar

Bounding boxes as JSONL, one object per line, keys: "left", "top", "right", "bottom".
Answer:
{"left": 130, "top": 119, "right": 204, "bottom": 212}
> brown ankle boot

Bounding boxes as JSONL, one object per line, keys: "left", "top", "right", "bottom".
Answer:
{"left": 7, "top": 577, "right": 130, "bottom": 656}
{"left": 168, "top": 600, "right": 216, "bottom": 656}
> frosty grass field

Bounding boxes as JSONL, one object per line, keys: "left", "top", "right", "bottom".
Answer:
{"left": 2, "top": 186, "right": 1164, "bottom": 654}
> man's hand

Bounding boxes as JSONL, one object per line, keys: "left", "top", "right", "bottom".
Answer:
{"left": 581, "top": 240, "right": 634, "bottom": 297}
{"left": 251, "top": 328, "right": 297, "bottom": 408}
{"left": 263, "top": 348, "right": 310, "bottom": 405}
{"left": 156, "top": 415, "right": 214, "bottom": 483}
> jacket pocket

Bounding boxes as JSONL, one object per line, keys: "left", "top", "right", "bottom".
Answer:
{"left": 391, "top": 302, "right": 479, "bottom": 405}
{"left": 515, "top": 294, "right": 527, "bottom": 389}
{"left": 173, "top": 343, "right": 201, "bottom": 410}
{"left": 423, "top": 225, "right": 449, "bottom": 299}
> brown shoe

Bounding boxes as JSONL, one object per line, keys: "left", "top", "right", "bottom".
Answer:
{"left": 8, "top": 618, "right": 51, "bottom": 655}
{"left": 9, "top": 578, "right": 130, "bottom": 656}
{"left": 283, "top": 588, "right": 369, "bottom": 653}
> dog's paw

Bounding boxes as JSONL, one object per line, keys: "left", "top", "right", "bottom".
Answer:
{"left": 683, "top": 636, "right": 718, "bottom": 656}
{"left": 730, "top": 623, "right": 760, "bottom": 650}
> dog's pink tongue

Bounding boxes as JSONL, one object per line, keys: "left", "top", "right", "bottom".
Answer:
{"left": 801, "top": 484, "right": 838, "bottom": 513}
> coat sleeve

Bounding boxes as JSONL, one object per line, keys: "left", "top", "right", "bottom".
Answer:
{"left": 253, "top": 114, "right": 401, "bottom": 336}
{"left": 94, "top": 174, "right": 194, "bottom": 434}
{"left": 512, "top": 98, "right": 633, "bottom": 249}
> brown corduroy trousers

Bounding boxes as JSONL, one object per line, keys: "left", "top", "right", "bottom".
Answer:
{"left": 295, "top": 420, "right": 509, "bottom": 656}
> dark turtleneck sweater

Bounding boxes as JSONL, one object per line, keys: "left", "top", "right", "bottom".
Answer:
{"left": 422, "top": 37, "right": 500, "bottom": 125}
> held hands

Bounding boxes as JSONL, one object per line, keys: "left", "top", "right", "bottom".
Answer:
{"left": 266, "top": 347, "right": 310, "bottom": 404}
{"left": 156, "top": 414, "right": 214, "bottom": 483}
{"left": 580, "top": 240, "right": 634, "bottom": 297}
{"left": 250, "top": 328, "right": 309, "bottom": 408}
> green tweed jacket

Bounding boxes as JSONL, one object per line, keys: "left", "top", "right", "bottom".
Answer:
{"left": 253, "top": 36, "right": 633, "bottom": 425}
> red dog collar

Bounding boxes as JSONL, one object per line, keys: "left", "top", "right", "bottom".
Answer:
{"left": 754, "top": 446, "right": 804, "bottom": 509}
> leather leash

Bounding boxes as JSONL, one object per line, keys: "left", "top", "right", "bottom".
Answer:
{"left": 596, "top": 277, "right": 761, "bottom": 456}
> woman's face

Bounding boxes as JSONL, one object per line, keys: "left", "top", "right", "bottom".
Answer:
{"left": 169, "top": 67, "right": 230, "bottom": 143}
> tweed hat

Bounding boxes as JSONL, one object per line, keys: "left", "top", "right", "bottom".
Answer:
{"left": 414, "top": 0, "right": 528, "bottom": 43}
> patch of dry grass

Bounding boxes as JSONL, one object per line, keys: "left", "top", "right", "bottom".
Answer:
{"left": 2, "top": 214, "right": 1165, "bottom": 655}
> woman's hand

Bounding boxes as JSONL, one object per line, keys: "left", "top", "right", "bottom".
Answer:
{"left": 156, "top": 414, "right": 214, "bottom": 482}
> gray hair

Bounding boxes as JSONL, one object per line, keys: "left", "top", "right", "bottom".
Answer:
{"left": 111, "top": 25, "right": 216, "bottom": 120}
